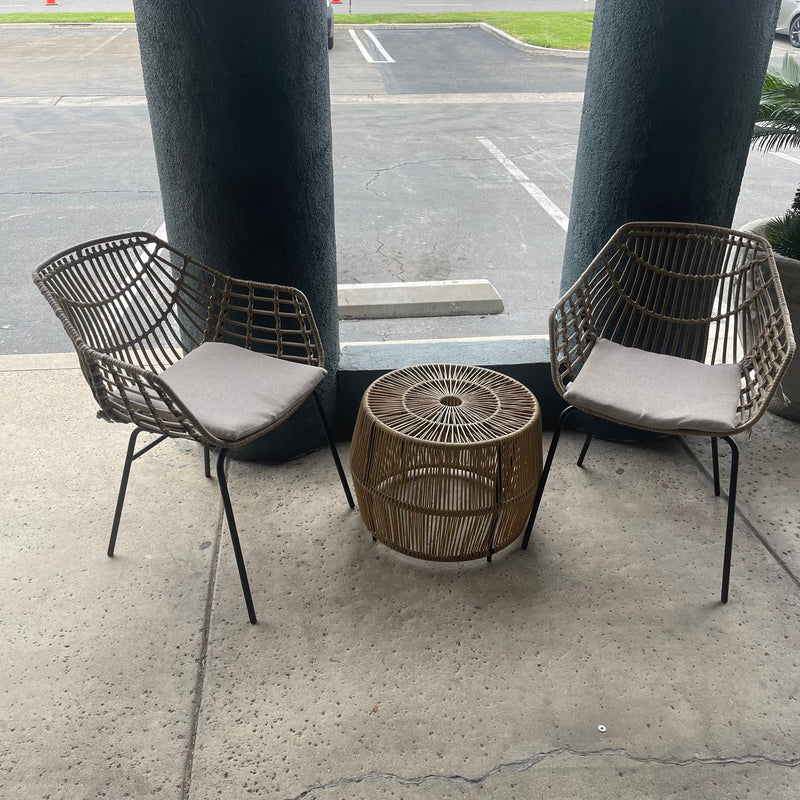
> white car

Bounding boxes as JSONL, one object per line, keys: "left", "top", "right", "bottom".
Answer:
{"left": 777, "top": 0, "right": 800, "bottom": 48}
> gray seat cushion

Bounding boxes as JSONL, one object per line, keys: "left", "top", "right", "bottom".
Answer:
{"left": 159, "top": 342, "right": 327, "bottom": 443}
{"left": 563, "top": 338, "right": 742, "bottom": 433}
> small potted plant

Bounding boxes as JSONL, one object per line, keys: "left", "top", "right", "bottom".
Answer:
{"left": 746, "top": 52, "right": 800, "bottom": 420}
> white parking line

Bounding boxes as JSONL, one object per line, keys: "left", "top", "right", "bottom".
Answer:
{"left": 776, "top": 152, "right": 800, "bottom": 166}
{"left": 364, "top": 30, "right": 395, "bottom": 63}
{"left": 344, "top": 334, "right": 549, "bottom": 346}
{"left": 348, "top": 29, "right": 373, "bottom": 61}
{"left": 348, "top": 29, "right": 395, "bottom": 64}
{"left": 79, "top": 28, "right": 128, "bottom": 60}
{"left": 477, "top": 136, "right": 570, "bottom": 232}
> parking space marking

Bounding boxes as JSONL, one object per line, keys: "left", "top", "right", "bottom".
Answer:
{"left": 0, "top": 92, "right": 583, "bottom": 108}
{"left": 0, "top": 96, "right": 147, "bottom": 106}
{"left": 331, "top": 92, "right": 583, "bottom": 105}
{"left": 79, "top": 28, "right": 129, "bottom": 60}
{"left": 0, "top": 96, "right": 59, "bottom": 106}
{"left": 345, "top": 334, "right": 549, "bottom": 346}
{"left": 776, "top": 152, "right": 800, "bottom": 166}
{"left": 348, "top": 29, "right": 373, "bottom": 62}
{"left": 477, "top": 136, "right": 569, "bottom": 232}
{"left": 348, "top": 29, "right": 395, "bottom": 64}
{"left": 364, "top": 30, "right": 395, "bottom": 63}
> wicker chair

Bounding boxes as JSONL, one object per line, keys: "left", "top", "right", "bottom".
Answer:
{"left": 33, "top": 232, "right": 354, "bottom": 624}
{"left": 521, "top": 222, "right": 795, "bottom": 603}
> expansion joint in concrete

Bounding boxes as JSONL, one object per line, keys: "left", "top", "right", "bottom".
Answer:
{"left": 285, "top": 748, "right": 800, "bottom": 799}
{"left": 180, "top": 482, "right": 226, "bottom": 800}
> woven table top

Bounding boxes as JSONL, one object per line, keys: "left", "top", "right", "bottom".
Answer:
{"left": 363, "top": 363, "right": 539, "bottom": 445}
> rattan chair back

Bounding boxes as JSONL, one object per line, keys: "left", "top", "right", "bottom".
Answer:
{"left": 33, "top": 232, "right": 324, "bottom": 446}
{"left": 551, "top": 221, "right": 795, "bottom": 435}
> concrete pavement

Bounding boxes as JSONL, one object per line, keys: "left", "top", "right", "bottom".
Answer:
{"left": 2, "top": 351, "right": 798, "bottom": 798}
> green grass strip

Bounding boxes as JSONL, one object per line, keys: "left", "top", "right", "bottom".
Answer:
{"left": 0, "top": 10, "right": 593, "bottom": 51}
{"left": 0, "top": 12, "right": 135, "bottom": 23}
{"left": 336, "top": 12, "right": 593, "bottom": 50}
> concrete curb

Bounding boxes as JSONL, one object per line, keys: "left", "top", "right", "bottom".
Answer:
{"left": 337, "top": 279, "right": 504, "bottom": 319}
{"left": 0, "top": 352, "right": 79, "bottom": 371}
{"left": 478, "top": 22, "right": 590, "bottom": 58}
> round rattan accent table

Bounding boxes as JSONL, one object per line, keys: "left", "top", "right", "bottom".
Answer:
{"left": 350, "top": 363, "right": 542, "bottom": 561}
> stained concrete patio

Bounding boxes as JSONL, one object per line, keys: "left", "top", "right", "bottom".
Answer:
{"left": 2, "top": 352, "right": 799, "bottom": 799}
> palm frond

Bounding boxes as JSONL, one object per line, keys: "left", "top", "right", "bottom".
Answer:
{"left": 758, "top": 84, "right": 800, "bottom": 110}
{"left": 753, "top": 54, "right": 800, "bottom": 151}
{"left": 752, "top": 128, "right": 800, "bottom": 152}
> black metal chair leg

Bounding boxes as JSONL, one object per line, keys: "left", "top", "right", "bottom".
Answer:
{"left": 216, "top": 448, "right": 257, "bottom": 624}
{"left": 711, "top": 437, "right": 721, "bottom": 497}
{"left": 577, "top": 431, "right": 593, "bottom": 467}
{"left": 312, "top": 390, "right": 355, "bottom": 508}
{"left": 204, "top": 446, "right": 211, "bottom": 479}
{"left": 522, "top": 406, "right": 575, "bottom": 550}
{"left": 108, "top": 427, "right": 144, "bottom": 557}
{"left": 720, "top": 436, "right": 739, "bottom": 604}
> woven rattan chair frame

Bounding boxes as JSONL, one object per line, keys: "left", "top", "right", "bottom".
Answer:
{"left": 33, "top": 231, "right": 326, "bottom": 449}
{"left": 33, "top": 232, "right": 354, "bottom": 624}
{"left": 550, "top": 221, "right": 795, "bottom": 438}
{"left": 523, "top": 221, "right": 795, "bottom": 604}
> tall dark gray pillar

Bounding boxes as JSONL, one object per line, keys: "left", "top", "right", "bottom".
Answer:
{"left": 133, "top": 0, "right": 338, "bottom": 460}
{"left": 562, "top": 0, "right": 782, "bottom": 292}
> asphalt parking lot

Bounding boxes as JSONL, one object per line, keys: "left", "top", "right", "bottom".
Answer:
{"left": 331, "top": 25, "right": 586, "bottom": 344}
{"left": 1, "top": 23, "right": 797, "bottom": 353}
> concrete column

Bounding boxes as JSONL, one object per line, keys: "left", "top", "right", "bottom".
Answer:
{"left": 562, "top": 0, "right": 782, "bottom": 291}
{"left": 133, "top": 0, "right": 338, "bottom": 460}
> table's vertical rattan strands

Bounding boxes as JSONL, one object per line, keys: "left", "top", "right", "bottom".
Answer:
{"left": 350, "top": 364, "right": 542, "bottom": 561}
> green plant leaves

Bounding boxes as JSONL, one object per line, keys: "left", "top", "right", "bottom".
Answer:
{"left": 753, "top": 53, "right": 800, "bottom": 152}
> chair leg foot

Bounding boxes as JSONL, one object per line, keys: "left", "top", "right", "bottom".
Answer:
{"left": 313, "top": 390, "right": 355, "bottom": 508}
{"left": 720, "top": 436, "right": 739, "bottom": 604}
{"left": 108, "top": 427, "right": 143, "bottom": 557}
{"left": 522, "top": 406, "right": 574, "bottom": 550}
{"left": 216, "top": 448, "right": 257, "bottom": 624}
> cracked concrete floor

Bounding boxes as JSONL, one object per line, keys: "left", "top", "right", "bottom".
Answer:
{"left": 189, "top": 438, "right": 799, "bottom": 799}
{"left": 3, "top": 360, "right": 800, "bottom": 800}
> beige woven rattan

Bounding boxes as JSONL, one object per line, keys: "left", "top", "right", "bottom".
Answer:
{"left": 32, "top": 231, "right": 354, "bottom": 625}
{"left": 551, "top": 221, "right": 795, "bottom": 436}
{"left": 350, "top": 363, "right": 542, "bottom": 561}
{"left": 32, "top": 231, "right": 324, "bottom": 448}
{"left": 524, "top": 221, "right": 796, "bottom": 604}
